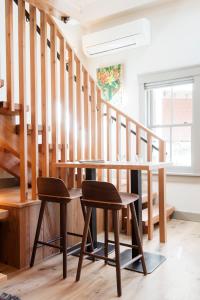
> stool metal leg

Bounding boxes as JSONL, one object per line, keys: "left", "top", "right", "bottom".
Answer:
{"left": 60, "top": 202, "right": 67, "bottom": 279}
{"left": 113, "top": 210, "right": 122, "bottom": 297}
{"left": 76, "top": 207, "right": 92, "bottom": 282}
{"left": 130, "top": 203, "right": 147, "bottom": 275}
{"left": 104, "top": 209, "right": 109, "bottom": 265}
{"left": 30, "top": 200, "right": 46, "bottom": 267}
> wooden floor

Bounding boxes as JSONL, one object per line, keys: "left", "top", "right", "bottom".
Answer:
{"left": 0, "top": 219, "right": 200, "bottom": 300}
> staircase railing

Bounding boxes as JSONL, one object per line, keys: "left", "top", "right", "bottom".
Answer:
{"left": 2, "top": 0, "right": 166, "bottom": 238}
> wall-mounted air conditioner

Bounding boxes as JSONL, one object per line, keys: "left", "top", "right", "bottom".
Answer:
{"left": 82, "top": 18, "right": 151, "bottom": 57}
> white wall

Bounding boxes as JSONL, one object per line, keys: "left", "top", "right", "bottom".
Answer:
{"left": 84, "top": 0, "right": 200, "bottom": 214}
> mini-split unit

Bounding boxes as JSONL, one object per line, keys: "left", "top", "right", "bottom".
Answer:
{"left": 82, "top": 18, "right": 151, "bottom": 57}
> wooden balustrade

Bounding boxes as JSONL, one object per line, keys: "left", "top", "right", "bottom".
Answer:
{"left": 3, "top": 0, "right": 166, "bottom": 239}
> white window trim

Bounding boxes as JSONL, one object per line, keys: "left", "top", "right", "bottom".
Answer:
{"left": 138, "top": 65, "right": 200, "bottom": 175}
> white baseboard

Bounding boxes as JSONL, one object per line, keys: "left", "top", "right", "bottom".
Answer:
{"left": 173, "top": 211, "right": 200, "bottom": 222}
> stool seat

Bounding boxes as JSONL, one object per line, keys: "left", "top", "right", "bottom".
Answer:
{"left": 119, "top": 192, "right": 139, "bottom": 205}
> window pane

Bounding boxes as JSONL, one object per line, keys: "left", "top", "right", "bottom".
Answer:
{"left": 149, "top": 87, "right": 172, "bottom": 126}
{"left": 172, "top": 84, "right": 192, "bottom": 124}
{"left": 172, "top": 126, "right": 191, "bottom": 166}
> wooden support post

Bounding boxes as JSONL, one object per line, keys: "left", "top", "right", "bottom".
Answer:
{"left": 50, "top": 24, "right": 58, "bottom": 177}
{"left": 83, "top": 68, "right": 90, "bottom": 160}
{"left": 18, "top": 0, "right": 28, "bottom": 202}
{"left": 126, "top": 119, "right": 131, "bottom": 192}
{"left": 90, "top": 78, "right": 97, "bottom": 159}
{"left": 75, "top": 56, "right": 83, "bottom": 187}
{"left": 107, "top": 106, "right": 111, "bottom": 182}
{"left": 5, "top": 0, "right": 14, "bottom": 111}
{"left": 97, "top": 88, "right": 102, "bottom": 180}
{"left": 147, "top": 170, "right": 153, "bottom": 240}
{"left": 40, "top": 11, "right": 49, "bottom": 177}
{"left": 68, "top": 47, "right": 75, "bottom": 187}
{"left": 147, "top": 133, "right": 152, "bottom": 162}
{"left": 159, "top": 140, "right": 166, "bottom": 162}
{"left": 60, "top": 37, "right": 68, "bottom": 183}
{"left": 30, "top": 5, "right": 38, "bottom": 200}
{"left": 136, "top": 126, "right": 141, "bottom": 156}
{"left": 159, "top": 168, "right": 167, "bottom": 243}
{"left": 116, "top": 112, "right": 121, "bottom": 190}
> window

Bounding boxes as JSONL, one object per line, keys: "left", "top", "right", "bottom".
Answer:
{"left": 139, "top": 66, "right": 200, "bottom": 175}
{"left": 146, "top": 81, "right": 193, "bottom": 167}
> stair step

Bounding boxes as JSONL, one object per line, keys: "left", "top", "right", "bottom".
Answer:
{"left": 0, "top": 273, "right": 7, "bottom": 282}
{"left": 0, "top": 101, "right": 29, "bottom": 115}
{"left": 0, "top": 209, "right": 9, "bottom": 221}
{"left": 15, "top": 124, "right": 50, "bottom": 135}
{"left": 142, "top": 204, "right": 175, "bottom": 227}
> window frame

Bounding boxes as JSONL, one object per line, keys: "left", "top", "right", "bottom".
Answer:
{"left": 138, "top": 65, "right": 200, "bottom": 175}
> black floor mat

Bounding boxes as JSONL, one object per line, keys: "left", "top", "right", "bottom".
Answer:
{"left": 0, "top": 293, "right": 21, "bottom": 300}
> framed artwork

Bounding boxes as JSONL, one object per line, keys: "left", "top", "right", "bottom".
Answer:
{"left": 97, "top": 64, "right": 123, "bottom": 105}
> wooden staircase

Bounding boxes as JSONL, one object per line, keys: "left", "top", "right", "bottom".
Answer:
{"left": 0, "top": 0, "right": 174, "bottom": 242}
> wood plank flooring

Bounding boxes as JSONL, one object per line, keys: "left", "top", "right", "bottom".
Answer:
{"left": 0, "top": 219, "right": 200, "bottom": 300}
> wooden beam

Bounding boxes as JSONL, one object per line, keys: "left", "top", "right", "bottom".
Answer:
{"left": 75, "top": 56, "right": 83, "bottom": 187}
{"left": 30, "top": 5, "right": 38, "bottom": 200}
{"left": 148, "top": 170, "right": 153, "bottom": 240}
{"left": 90, "top": 79, "right": 97, "bottom": 159}
{"left": 40, "top": 11, "right": 49, "bottom": 176}
{"left": 50, "top": 23, "right": 58, "bottom": 177}
{"left": 18, "top": 0, "right": 28, "bottom": 202}
{"left": 126, "top": 119, "right": 131, "bottom": 193}
{"left": 97, "top": 88, "right": 102, "bottom": 180}
{"left": 107, "top": 105, "right": 111, "bottom": 182}
{"left": 60, "top": 37, "right": 68, "bottom": 182}
{"left": 159, "top": 140, "right": 166, "bottom": 162}
{"left": 147, "top": 133, "right": 152, "bottom": 162}
{"left": 68, "top": 47, "right": 75, "bottom": 187}
{"left": 116, "top": 112, "right": 121, "bottom": 190}
{"left": 159, "top": 168, "right": 167, "bottom": 243}
{"left": 5, "top": 0, "right": 14, "bottom": 111}
{"left": 136, "top": 126, "right": 141, "bottom": 156}
{"left": 83, "top": 68, "right": 90, "bottom": 160}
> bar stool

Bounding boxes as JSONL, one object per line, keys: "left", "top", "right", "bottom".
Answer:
{"left": 76, "top": 180, "right": 147, "bottom": 297}
{"left": 30, "top": 177, "right": 93, "bottom": 279}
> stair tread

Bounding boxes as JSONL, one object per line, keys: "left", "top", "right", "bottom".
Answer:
{"left": 0, "top": 209, "right": 9, "bottom": 221}
{"left": 142, "top": 204, "right": 175, "bottom": 225}
{"left": 142, "top": 192, "right": 157, "bottom": 203}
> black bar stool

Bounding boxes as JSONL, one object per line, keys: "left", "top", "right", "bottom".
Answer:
{"left": 30, "top": 177, "right": 93, "bottom": 279}
{"left": 76, "top": 180, "right": 147, "bottom": 297}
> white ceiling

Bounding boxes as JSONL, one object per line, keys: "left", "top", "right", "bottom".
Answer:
{"left": 51, "top": 0, "right": 177, "bottom": 26}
